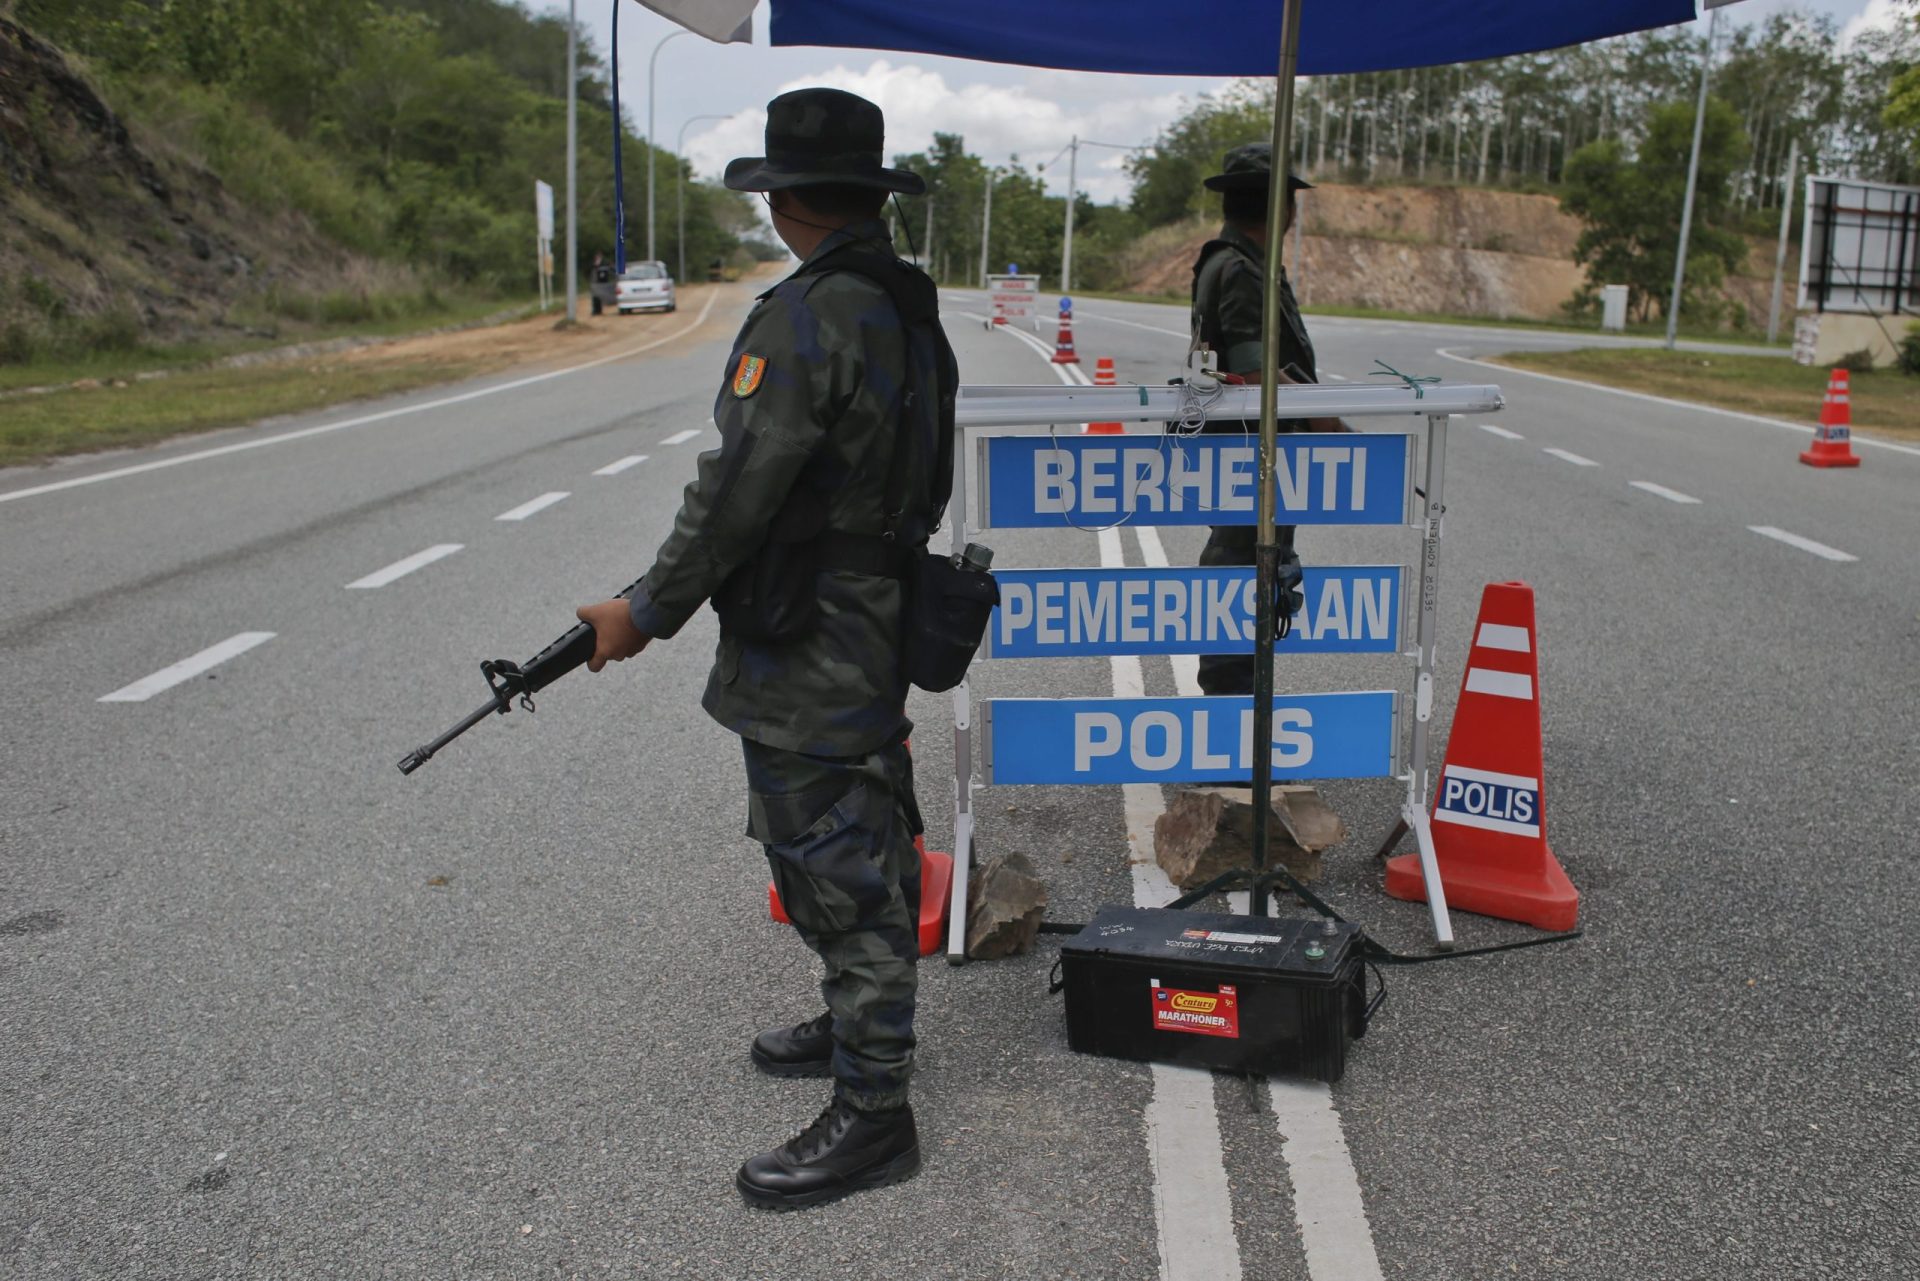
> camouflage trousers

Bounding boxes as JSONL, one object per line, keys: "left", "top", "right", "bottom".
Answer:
{"left": 743, "top": 734, "right": 923, "bottom": 1113}
{"left": 1196, "top": 523, "right": 1301, "bottom": 696}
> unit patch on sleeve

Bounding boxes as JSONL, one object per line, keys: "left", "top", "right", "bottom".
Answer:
{"left": 731, "top": 353, "right": 767, "bottom": 398}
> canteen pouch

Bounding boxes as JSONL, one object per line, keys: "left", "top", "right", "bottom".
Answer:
{"left": 903, "top": 550, "right": 999, "bottom": 693}
{"left": 712, "top": 486, "right": 830, "bottom": 644}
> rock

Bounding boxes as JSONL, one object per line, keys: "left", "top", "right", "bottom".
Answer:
{"left": 965, "top": 851, "right": 1048, "bottom": 960}
{"left": 1152, "top": 786, "right": 1349, "bottom": 892}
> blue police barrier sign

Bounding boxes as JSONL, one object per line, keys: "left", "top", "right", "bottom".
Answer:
{"left": 982, "top": 433, "right": 1412, "bottom": 528}
{"left": 985, "top": 691, "right": 1396, "bottom": 785}
{"left": 987, "top": 565, "right": 1403, "bottom": 658}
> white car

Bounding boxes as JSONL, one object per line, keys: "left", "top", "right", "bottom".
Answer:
{"left": 616, "top": 262, "right": 676, "bottom": 313}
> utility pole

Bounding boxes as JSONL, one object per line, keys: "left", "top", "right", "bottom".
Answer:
{"left": 1766, "top": 137, "right": 1799, "bottom": 345}
{"left": 979, "top": 169, "right": 999, "bottom": 287}
{"left": 564, "top": 0, "right": 577, "bottom": 322}
{"left": 676, "top": 113, "right": 727, "bottom": 284}
{"left": 647, "top": 31, "right": 689, "bottom": 263}
{"left": 922, "top": 195, "right": 935, "bottom": 277}
{"left": 1665, "top": 4, "right": 1721, "bottom": 350}
{"left": 1061, "top": 135, "right": 1078, "bottom": 294}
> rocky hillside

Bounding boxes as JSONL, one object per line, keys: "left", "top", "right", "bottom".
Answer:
{"left": 1123, "top": 183, "right": 1795, "bottom": 327}
{"left": 0, "top": 16, "right": 415, "bottom": 356}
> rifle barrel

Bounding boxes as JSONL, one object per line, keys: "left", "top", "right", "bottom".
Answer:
{"left": 397, "top": 697, "right": 504, "bottom": 775}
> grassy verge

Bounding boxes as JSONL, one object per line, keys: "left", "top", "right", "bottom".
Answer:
{"left": 1490, "top": 347, "right": 1920, "bottom": 441}
{"left": 0, "top": 293, "right": 530, "bottom": 394}
{"left": 0, "top": 358, "right": 483, "bottom": 467}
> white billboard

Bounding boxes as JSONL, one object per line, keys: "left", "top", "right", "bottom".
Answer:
{"left": 1797, "top": 175, "right": 1919, "bottom": 318}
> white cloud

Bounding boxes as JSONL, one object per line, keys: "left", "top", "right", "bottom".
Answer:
{"left": 1840, "top": 0, "right": 1910, "bottom": 45}
{"left": 683, "top": 59, "right": 1215, "bottom": 205}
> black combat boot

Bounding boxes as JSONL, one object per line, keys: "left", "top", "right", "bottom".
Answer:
{"left": 736, "top": 1097, "right": 920, "bottom": 1210}
{"left": 750, "top": 1012, "right": 833, "bottom": 1077}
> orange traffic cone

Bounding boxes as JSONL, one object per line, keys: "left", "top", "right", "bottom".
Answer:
{"left": 1385, "top": 582, "right": 1579, "bottom": 931}
{"left": 991, "top": 298, "right": 1007, "bottom": 326}
{"left": 1799, "top": 369, "right": 1860, "bottom": 468}
{"left": 1052, "top": 306, "right": 1079, "bottom": 364}
{"left": 1086, "top": 356, "right": 1123, "bottom": 434}
{"left": 767, "top": 740, "right": 954, "bottom": 956}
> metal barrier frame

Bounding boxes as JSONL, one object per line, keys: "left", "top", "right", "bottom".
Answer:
{"left": 943, "top": 380, "right": 1504, "bottom": 961}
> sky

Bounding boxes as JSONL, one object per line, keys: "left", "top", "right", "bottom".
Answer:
{"left": 525, "top": 0, "right": 1901, "bottom": 209}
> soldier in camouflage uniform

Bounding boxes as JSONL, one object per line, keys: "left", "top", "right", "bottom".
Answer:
{"left": 574, "top": 88, "right": 943, "bottom": 1211}
{"left": 1191, "top": 143, "right": 1319, "bottom": 696}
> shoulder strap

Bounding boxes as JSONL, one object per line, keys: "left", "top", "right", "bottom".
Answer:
{"left": 795, "top": 243, "right": 957, "bottom": 542}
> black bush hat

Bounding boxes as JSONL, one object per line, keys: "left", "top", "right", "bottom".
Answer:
{"left": 723, "top": 87, "right": 926, "bottom": 195}
{"left": 1203, "top": 142, "right": 1312, "bottom": 194}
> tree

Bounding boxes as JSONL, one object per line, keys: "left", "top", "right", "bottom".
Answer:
{"left": 1885, "top": 2, "right": 1920, "bottom": 161}
{"left": 1561, "top": 97, "right": 1749, "bottom": 324}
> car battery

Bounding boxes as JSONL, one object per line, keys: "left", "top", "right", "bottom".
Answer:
{"left": 1059, "top": 906, "right": 1370, "bottom": 1082}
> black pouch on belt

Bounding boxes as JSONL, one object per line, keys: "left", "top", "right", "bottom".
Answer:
{"left": 711, "top": 484, "right": 830, "bottom": 644}
{"left": 903, "top": 550, "right": 999, "bottom": 692}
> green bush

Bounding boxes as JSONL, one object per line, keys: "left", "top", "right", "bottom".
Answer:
{"left": 1834, "top": 347, "right": 1878, "bottom": 374}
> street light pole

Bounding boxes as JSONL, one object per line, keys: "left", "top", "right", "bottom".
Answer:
{"left": 647, "top": 30, "right": 690, "bottom": 263}
{"left": 564, "top": 0, "right": 577, "bottom": 322}
{"left": 1665, "top": 5, "right": 1720, "bottom": 350}
{"left": 979, "top": 167, "right": 1001, "bottom": 287}
{"left": 1766, "top": 137, "right": 1799, "bottom": 345}
{"left": 676, "top": 113, "right": 728, "bottom": 285}
{"left": 1061, "top": 135, "right": 1078, "bottom": 294}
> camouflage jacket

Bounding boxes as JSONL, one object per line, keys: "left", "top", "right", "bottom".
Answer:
{"left": 1191, "top": 223, "right": 1316, "bottom": 381}
{"left": 628, "top": 221, "right": 928, "bottom": 757}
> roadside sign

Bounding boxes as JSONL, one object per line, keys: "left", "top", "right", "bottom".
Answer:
{"left": 986, "top": 273, "right": 1040, "bottom": 327}
{"left": 535, "top": 180, "right": 555, "bottom": 240}
{"left": 981, "top": 432, "right": 1413, "bottom": 528}
{"left": 984, "top": 691, "right": 1397, "bottom": 785}
{"left": 987, "top": 565, "right": 1403, "bottom": 658}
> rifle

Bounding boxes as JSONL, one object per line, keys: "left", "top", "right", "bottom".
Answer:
{"left": 396, "top": 581, "right": 640, "bottom": 775}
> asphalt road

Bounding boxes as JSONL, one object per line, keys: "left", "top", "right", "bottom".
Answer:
{"left": 2, "top": 280, "right": 1915, "bottom": 1281}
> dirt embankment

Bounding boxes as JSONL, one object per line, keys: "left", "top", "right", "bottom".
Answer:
{"left": 1124, "top": 183, "right": 1794, "bottom": 325}
{"left": 0, "top": 16, "right": 405, "bottom": 344}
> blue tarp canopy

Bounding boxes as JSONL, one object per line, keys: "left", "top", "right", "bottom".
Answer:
{"left": 764, "top": 0, "right": 1698, "bottom": 77}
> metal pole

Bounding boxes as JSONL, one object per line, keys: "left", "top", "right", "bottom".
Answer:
{"left": 1767, "top": 138, "right": 1799, "bottom": 345}
{"left": 1665, "top": 6, "right": 1719, "bottom": 350}
{"left": 1061, "top": 137, "right": 1078, "bottom": 294}
{"left": 923, "top": 194, "right": 935, "bottom": 276}
{"left": 1250, "top": 0, "right": 1303, "bottom": 917}
{"left": 676, "top": 113, "right": 726, "bottom": 285}
{"left": 647, "top": 31, "right": 688, "bottom": 263}
{"left": 979, "top": 170, "right": 995, "bottom": 288}
{"left": 1292, "top": 188, "right": 1306, "bottom": 305}
{"left": 564, "top": 0, "right": 577, "bottom": 322}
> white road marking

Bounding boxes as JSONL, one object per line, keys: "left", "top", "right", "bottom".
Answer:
{"left": 1133, "top": 524, "right": 1385, "bottom": 1280}
{"left": 1541, "top": 447, "right": 1599, "bottom": 467}
{"left": 661, "top": 429, "right": 702, "bottom": 445}
{"left": 1268, "top": 1080, "right": 1388, "bottom": 1281}
{"left": 0, "top": 287, "right": 727, "bottom": 506}
{"left": 345, "top": 543, "right": 463, "bottom": 589}
{"left": 1436, "top": 346, "right": 1920, "bottom": 459}
{"left": 495, "top": 492, "right": 569, "bottom": 522}
{"left": 1478, "top": 423, "right": 1524, "bottom": 440}
{"left": 98, "top": 632, "right": 276, "bottom": 702}
{"left": 1629, "top": 480, "right": 1702, "bottom": 504}
{"left": 593, "top": 454, "right": 648, "bottom": 475}
{"left": 1748, "top": 525, "right": 1858, "bottom": 562}
{"left": 1065, "top": 309, "right": 1188, "bottom": 339}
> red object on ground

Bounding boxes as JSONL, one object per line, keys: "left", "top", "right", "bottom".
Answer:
{"left": 1052, "top": 311, "right": 1079, "bottom": 364}
{"left": 991, "top": 299, "right": 1007, "bottom": 326}
{"left": 768, "top": 835, "right": 953, "bottom": 958}
{"left": 1385, "top": 581, "right": 1579, "bottom": 931}
{"left": 1800, "top": 368, "right": 1861, "bottom": 468}
{"left": 1087, "top": 356, "right": 1123, "bottom": 433}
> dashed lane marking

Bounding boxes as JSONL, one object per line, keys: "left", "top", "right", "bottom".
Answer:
{"left": 1542, "top": 447, "right": 1599, "bottom": 467}
{"left": 495, "top": 492, "right": 569, "bottom": 522}
{"left": 1629, "top": 481, "right": 1702, "bottom": 505}
{"left": 345, "top": 543, "right": 464, "bottom": 589}
{"left": 661, "top": 429, "right": 703, "bottom": 445}
{"left": 1479, "top": 423, "right": 1524, "bottom": 440}
{"left": 0, "top": 287, "right": 726, "bottom": 506}
{"left": 593, "top": 454, "right": 649, "bottom": 476}
{"left": 98, "top": 632, "right": 276, "bottom": 703}
{"left": 1748, "top": 525, "right": 1857, "bottom": 562}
